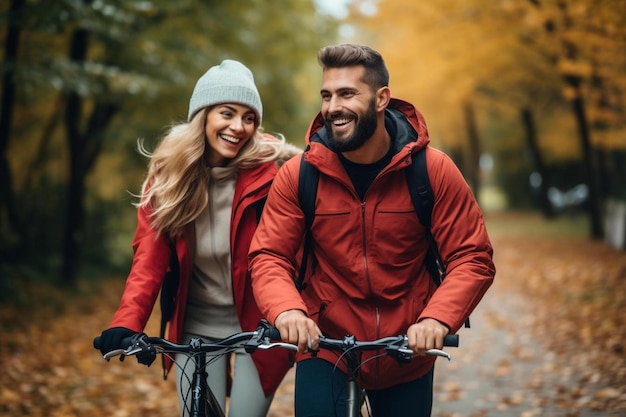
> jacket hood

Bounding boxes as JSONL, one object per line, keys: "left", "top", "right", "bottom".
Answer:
{"left": 304, "top": 97, "right": 430, "bottom": 153}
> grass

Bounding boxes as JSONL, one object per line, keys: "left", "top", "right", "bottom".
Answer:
{"left": 485, "top": 210, "right": 590, "bottom": 239}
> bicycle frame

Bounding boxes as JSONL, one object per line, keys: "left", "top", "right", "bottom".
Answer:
{"left": 95, "top": 321, "right": 295, "bottom": 417}
{"left": 344, "top": 349, "right": 366, "bottom": 417}
{"left": 187, "top": 344, "right": 223, "bottom": 417}
{"left": 316, "top": 334, "right": 458, "bottom": 417}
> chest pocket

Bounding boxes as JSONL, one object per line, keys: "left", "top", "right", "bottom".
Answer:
{"left": 373, "top": 204, "right": 426, "bottom": 265}
{"left": 311, "top": 205, "right": 356, "bottom": 269}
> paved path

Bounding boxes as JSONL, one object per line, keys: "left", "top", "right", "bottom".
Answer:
{"left": 268, "top": 278, "right": 612, "bottom": 417}
{"left": 431, "top": 278, "right": 608, "bottom": 417}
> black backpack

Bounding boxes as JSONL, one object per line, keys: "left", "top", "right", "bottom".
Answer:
{"left": 296, "top": 147, "right": 469, "bottom": 328}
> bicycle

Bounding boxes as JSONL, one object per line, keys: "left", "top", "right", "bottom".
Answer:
{"left": 93, "top": 320, "right": 297, "bottom": 417}
{"left": 94, "top": 322, "right": 457, "bottom": 417}
{"left": 311, "top": 333, "right": 459, "bottom": 417}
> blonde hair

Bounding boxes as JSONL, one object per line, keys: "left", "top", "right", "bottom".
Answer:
{"left": 136, "top": 107, "right": 299, "bottom": 237}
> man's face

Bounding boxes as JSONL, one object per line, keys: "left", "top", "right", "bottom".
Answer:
{"left": 320, "top": 66, "right": 378, "bottom": 152}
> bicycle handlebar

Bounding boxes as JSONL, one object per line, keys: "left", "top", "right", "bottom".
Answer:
{"left": 94, "top": 321, "right": 458, "bottom": 362}
{"left": 316, "top": 333, "right": 459, "bottom": 362}
{"left": 93, "top": 320, "right": 294, "bottom": 361}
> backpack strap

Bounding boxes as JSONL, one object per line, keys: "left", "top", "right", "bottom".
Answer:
{"left": 253, "top": 196, "right": 268, "bottom": 224}
{"left": 160, "top": 242, "right": 179, "bottom": 337}
{"left": 406, "top": 148, "right": 445, "bottom": 285}
{"left": 407, "top": 148, "right": 469, "bottom": 328}
{"left": 296, "top": 150, "right": 318, "bottom": 292}
{"left": 159, "top": 241, "right": 179, "bottom": 379}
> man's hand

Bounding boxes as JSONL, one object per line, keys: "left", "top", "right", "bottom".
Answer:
{"left": 274, "top": 309, "right": 322, "bottom": 353}
{"left": 406, "top": 318, "right": 449, "bottom": 356}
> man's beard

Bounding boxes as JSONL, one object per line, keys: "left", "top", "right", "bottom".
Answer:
{"left": 324, "top": 99, "right": 378, "bottom": 153}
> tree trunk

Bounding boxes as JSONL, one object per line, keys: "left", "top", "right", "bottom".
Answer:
{"left": 0, "top": 0, "right": 25, "bottom": 253}
{"left": 60, "top": 27, "right": 90, "bottom": 288}
{"left": 462, "top": 102, "right": 481, "bottom": 198}
{"left": 529, "top": 0, "right": 605, "bottom": 238}
{"left": 557, "top": 1, "right": 602, "bottom": 238}
{"left": 60, "top": 20, "right": 120, "bottom": 287}
{"left": 567, "top": 79, "right": 603, "bottom": 239}
{"left": 521, "top": 108, "right": 554, "bottom": 217}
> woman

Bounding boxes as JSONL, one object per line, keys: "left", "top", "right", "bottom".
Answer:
{"left": 96, "top": 59, "right": 300, "bottom": 416}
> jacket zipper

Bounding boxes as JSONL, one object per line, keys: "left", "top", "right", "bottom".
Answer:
{"left": 361, "top": 198, "right": 382, "bottom": 387}
{"left": 360, "top": 201, "right": 374, "bottom": 297}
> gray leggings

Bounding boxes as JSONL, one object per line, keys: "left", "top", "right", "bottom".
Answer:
{"left": 175, "top": 333, "right": 274, "bottom": 417}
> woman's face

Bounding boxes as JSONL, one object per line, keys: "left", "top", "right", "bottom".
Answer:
{"left": 204, "top": 103, "right": 257, "bottom": 166}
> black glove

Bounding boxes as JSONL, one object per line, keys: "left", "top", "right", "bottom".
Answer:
{"left": 96, "top": 327, "right": 136, "bottom": 356}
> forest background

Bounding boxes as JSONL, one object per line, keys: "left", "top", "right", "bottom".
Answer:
{"left": 1, "top": 0, "right": 626, "bottom": 415}
{"left": 1, "top": 0, "right": 625, "bottom": 290}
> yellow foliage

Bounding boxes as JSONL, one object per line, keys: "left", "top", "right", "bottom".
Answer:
{"left": 343, "top": 0, "right": 626, "bottom": 155}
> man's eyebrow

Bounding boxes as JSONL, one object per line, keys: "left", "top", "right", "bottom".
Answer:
{"left": 320, "top": 87, "right": 356, "bottom": 94}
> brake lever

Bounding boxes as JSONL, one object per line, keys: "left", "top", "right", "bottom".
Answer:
{"left": 103, "top": 349, "right": 126, "bottom": 361}
{"left": 102, "top": 344, "right": 145, "bottom": 361}
{"left": 256, "top": 342, "right": 298, "bottom": 352}
{"left": 426, "top": 349, "right": 451, "bottom": 360}
{"left": 385, "top": 345, "right": 413, "bottom": 363}
{"left": 244, "top": 326, "right": 272, "bottom": 353}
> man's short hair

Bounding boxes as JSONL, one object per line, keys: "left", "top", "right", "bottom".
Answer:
{"left": 318, "top": 44, "right": 389, "bottom": 90}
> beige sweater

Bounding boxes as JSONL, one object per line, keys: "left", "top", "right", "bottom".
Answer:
{"left": 184, "top": 166, "right": 241, "bottom": 339}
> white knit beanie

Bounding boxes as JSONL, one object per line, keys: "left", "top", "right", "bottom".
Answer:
{"left": 187, "top": 59, "right": 263, "bottom": 124}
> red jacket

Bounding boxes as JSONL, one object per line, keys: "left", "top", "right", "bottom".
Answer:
{"left": 249, "top": 98, "right": 495, "bottom": 390}
{"left": 109, "top": 161, "right": 292, "bottom": 396}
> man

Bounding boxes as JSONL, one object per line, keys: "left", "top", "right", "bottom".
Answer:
{"left": 249, "top": 44, "right": 495, "bottom": 416}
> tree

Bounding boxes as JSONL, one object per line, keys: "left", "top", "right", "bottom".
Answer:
{"left": 344, "top": 0, "right": 626, "bottom": 238}
{"left": 61, "top": 10, "right": 121, "bottom": 287}
{"left": 1, "top": 0, "right": 339, "bottom": 288}
{"left": 463, "top": 101, "right": 482, "bottom": 196}
{"left": 0, "top": 0, "right": 25, "bottom": 254}
{"left": 524, "top": 0, "right": 608, "bottom": 238}
{"left": 521, "top": 107, "right": 553, "bottom": 217}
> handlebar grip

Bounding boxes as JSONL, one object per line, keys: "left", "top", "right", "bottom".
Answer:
{"left": 93, "top": 336, "right": 136, "bottom": 351}
{"left": 443, "top": 334, "right": 459, "bottom": 347}
{"left": 120, "top": 336, "right": 135, "bottom": 348}
{"left": 264, "top": 326, "right": 282, "bottom": 341}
